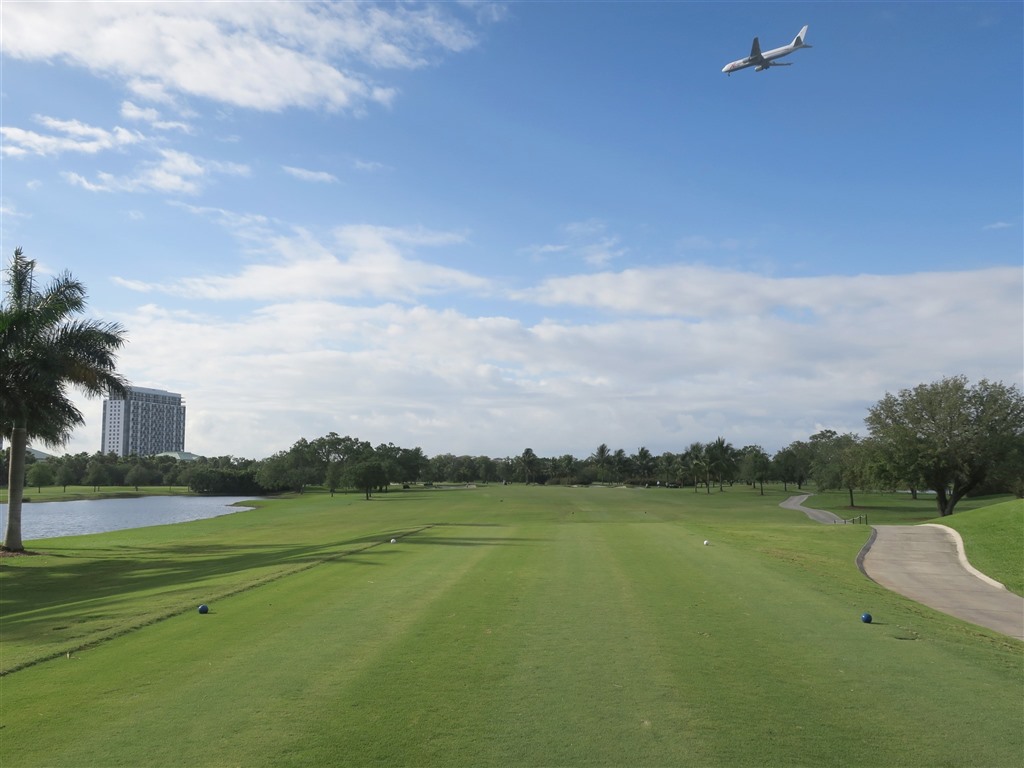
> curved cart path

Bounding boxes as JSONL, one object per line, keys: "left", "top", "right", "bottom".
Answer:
{"left": 782, "top": 495, "right": 1024, "bottom": 641}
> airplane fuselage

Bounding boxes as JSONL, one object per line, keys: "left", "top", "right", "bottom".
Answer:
{"left": 722, "top": 26, "right": 811, "bottom": 75}
{"left": 722, "top": 44, "right": 797, "bottom": 74}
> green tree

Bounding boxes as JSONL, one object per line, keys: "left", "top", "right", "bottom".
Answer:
{"left": 611, "top": 448, "right": 628, "bottom": 484}
{"left": 517, "top": 448, "right": 538, "bottom": 484}
{"left": 632, "top": 446, "right": 655, "bottom": 484}
{"left": 809, "top": 430, "right": 865, "bottom": 507}
{"left": 396, "top": 447, "right": 428, "bottom": 484}
{"left": 773, "top": 441, "right": 813, "bottom": 491}
{"left": 54, "top": 460, "right": 79, "bottom": 491}
{"left": 682, "top": 442, "right": 708, "bottom": 493}
{"left": 738, "top": 445, "right": 772, "bottom": 495}
{"left": 706, "top": 437, "right": 737, "bottom": 491}
{"left": 475, "top": 456, "right": 499, "bottom": 484}
{"left": 590, "top": 443, "right": 612, "bottom": 483}
{"left": 124, "top": 462, "right": 161, "bottom": 490}
{"left": 83, "top": 457, "right": 114, "bottom": 491}
{"left": 865, "top": 376, "right": 1024, "bottom": 516}
{"left": 325, "top": 461, "right": 344, "bottom": 496}
{"left": 26, "top": 460, "right": 54, "bottom": 492}
{"left": 344, "top": 459, "right": 389, "bottom": 500}
{"left": 1, "top": 249, "right": 128, "bottom": 551}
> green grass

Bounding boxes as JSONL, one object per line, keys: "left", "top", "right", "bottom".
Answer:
{"left": 939, "top": 499, "right": 1024, "bottom": 595}
{"left": 803, "top": 491, "right": 1023, "bottom": 596}
{"left": 1, "top": 484, "right": 199, "bottom": 504}
{"left": 794, "top": 489, "right": 1016, "bottom": 524}
{"left": 1, "top": 486, "right": 1021, "bottom": 767}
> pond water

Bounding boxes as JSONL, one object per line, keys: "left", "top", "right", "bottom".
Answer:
{"left": 4, "top": 495, "right": 259, "bottom": 541}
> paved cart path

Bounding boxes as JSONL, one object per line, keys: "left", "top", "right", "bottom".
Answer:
{"left": 781, "top": 495, "right": 1024, "bottom": 641}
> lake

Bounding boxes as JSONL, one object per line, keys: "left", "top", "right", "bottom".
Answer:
{"left": 4, "top": 496, "right": 259, "bottom": 541}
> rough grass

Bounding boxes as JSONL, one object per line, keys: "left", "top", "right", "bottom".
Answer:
{"left": 1, "top": 484, "right": 199, "bottom": 504}
{"left": 939, "top": 499, "right": 1024, "bottom": 595}
{"left": 798, "top": 489, "right": 1015, "bottom": 524}
{"left": 1, "top": 486, "right": 1021, "bottom": 767}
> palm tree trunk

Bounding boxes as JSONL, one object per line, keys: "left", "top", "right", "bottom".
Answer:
{"left": 3, "top": 424, "right": 27, "bottom": 552}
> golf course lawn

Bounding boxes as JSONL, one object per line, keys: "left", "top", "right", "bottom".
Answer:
{"left": 2, "top": 486, "right": 1021, "bottom": 767}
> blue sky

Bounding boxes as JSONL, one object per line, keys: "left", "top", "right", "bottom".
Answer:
{"left": 2, "top": 1, "right": 1021, "bottom": 461}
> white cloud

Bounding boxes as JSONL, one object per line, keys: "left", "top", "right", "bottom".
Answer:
{"left": 66, "top": 258, "right": 1022, "bottom": 461}
{"left": 0, "top": 116, "right": 143, "bottom": 157}
{"left": 1, "top": 2, "right": 489, "bottom": 114}
{"left": 526, "top": 219, "right": 626, "bottom": 267}
{"left": 116, "top": 223, "right": 488, "bottom": 301}
{"left": 282, "top": 166, "right": 338, "bottom": 184}
{"left": 983, "top": 221, "right": 1013, "bottom": 231}
{"left": 353, "top": 159, "right": 389, "bottom": 172}
{"left": 120, "top": 101, "right": 192, "bottom": 132}
{"left": 513, "top": 264, "right": 1022, "bottom": 322}
{"left": 65, "top": 149, "right": 249, "bottom": 195}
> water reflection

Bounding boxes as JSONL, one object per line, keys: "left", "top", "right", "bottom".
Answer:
{"left": 4, "top": 495, "right": 258, "bottom": 541}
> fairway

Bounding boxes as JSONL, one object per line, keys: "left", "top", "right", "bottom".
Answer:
{"left": 2, "top": 486, "right": 1021, "bottom": 767}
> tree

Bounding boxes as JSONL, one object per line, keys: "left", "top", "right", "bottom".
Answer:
{"left": 83, "top": 457, "right": 114, "bottom": 491}
{"left": 124, "top": 462, "right": 161, "bottom": 490}
{"left": 611, "top": 448, "right": 628, "bottom": 484}
{"left": 632, "top": 446, "right": 655, "bottom": 484}
{"left": 1, "top": 249, "right": 128, "bottom": 551}
{"left": 773, "top": 442, "right": 813, "bottom": 491}
{"left": 682, "top": 442, "right": 708, "bottom": 493}
{"left": 54, "top": 461, "right": 79, "bottom": 492}
{"left": 738, "top": 445, "right": 772, "bottom": 495}
{"left": 809, "top": 430, "right": 866, "bottom": 507}
{"left": 517, "top": 448, "right": 538, "bottom": 484}
{"left": 590, "top": 443, "right": 611, "bottom": 483}
{"left": 865, "top": 376, "right": 1024, "bottom": 516}
{"left": 325, "top": 461, "right": 344, "bottom": 496}
{"left": 344, "top": 459, "right": 389, "bottom": 500}
{"left": 706, "top": 437, "right": 737, "bottom": 491}
{"left": 26, "top": 460, "right": 54, "bottom": 492}
{"left": 396, "top": 447, "right": 428, "bottom": 484}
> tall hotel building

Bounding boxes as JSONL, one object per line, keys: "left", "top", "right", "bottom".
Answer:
{"left": 101, "top": 386, "right": 186, "bottom": 457}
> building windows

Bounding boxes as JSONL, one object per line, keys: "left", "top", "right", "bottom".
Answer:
{"left": 101, "top": 386, "right": 186, "bottom": 457}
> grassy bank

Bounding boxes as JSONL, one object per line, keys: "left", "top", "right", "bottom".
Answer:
{"left": 2, "top": 486, "right": 1020, "bottom": 766}
{"left": 1, "top": 484, "right": 198, "bottom": 504}
{"left": 939, "top": 499, "right": 1024, "bottom": 595}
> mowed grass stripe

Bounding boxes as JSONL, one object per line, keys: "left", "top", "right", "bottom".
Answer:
{"left": 305, "top": 519, "right": 691, "bottom": 766}
{"left": 2, "top": 487, "right": 1022, "bottom": 767}
{"left": 4, "top": 520, "right": 507, "bottom": 766}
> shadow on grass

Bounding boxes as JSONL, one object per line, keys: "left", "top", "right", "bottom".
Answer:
{"left": 1, "top": 538, "right": 382, "bottom": 624}
{"left": 1, "top": 523, "right": 543, "bottom": 649}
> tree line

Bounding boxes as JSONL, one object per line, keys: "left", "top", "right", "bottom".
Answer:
{"left": 3, "top": 248, "right": 1023, "bottom": 551}
{"left": 11, "top": 375, "right": 1022, "bottom": 521}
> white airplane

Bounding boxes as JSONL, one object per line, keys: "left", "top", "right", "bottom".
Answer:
{"left": 722, "top": 25, "right": 812, "bottom": 75}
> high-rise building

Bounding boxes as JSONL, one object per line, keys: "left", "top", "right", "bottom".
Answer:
{"left": 101, "top": 386, "right": 186, "bottom": 457}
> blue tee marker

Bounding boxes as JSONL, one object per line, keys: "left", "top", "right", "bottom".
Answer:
{"left": 198, "top": 604, "right": 209, "bottom": 614}
{"left": 861, "top": 612, "right": 872, "bottom": 624}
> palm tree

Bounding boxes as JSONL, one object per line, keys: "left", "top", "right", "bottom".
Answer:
{"left": 1, "top": 249, "right": 128, "bottom": 551}
{"left": 683, "top": 442, "right": 708, "bottom": 493}
{"left": 611, "top": 448, "right": 628, "bottom": 484}
{"left": 632, "top": 446, "right": 655, "bottom": 484}
{"left": 517, "top": 448, "right": 538, "bottom": 484}
{"left": 706, "top": 437, "right": 737, "bottom": 492}
{"left": 590, "top": 443, "right": 611, "bottom": 483}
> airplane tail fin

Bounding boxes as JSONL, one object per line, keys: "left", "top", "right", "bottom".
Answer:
{"left": 793, "top": 25, "right": 811, "bottom": 48}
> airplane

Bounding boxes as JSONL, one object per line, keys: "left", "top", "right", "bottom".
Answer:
{"left": 722, "top": 25, "right": 812, "bottom": 75}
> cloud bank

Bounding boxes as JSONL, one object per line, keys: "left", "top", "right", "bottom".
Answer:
{"left": 79, "top": 222, "right": 1022, "bottom": 461}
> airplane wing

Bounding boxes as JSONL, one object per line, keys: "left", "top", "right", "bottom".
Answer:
{"left": 749, "top": 37, "right": 763, "bottom": 60}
